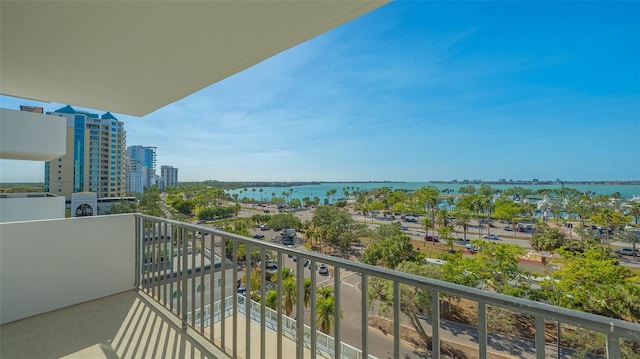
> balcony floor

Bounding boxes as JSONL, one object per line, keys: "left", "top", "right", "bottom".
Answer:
{"left": 1, "top": 290, "right": 228, "bottom": 359}
{"left": 1, "top": 290, "right": 326, "bottom": 359}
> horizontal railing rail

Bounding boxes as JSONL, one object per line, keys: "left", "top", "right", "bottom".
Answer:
{"left": 134, "top": 213, "right": 640, "bottom": 359}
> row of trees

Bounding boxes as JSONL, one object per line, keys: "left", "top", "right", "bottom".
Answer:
{"left": 358, "top": 222, "right": 639, "bottom": 355}
{"left": 244, "top": 267, "right": 339, "bottom": 335}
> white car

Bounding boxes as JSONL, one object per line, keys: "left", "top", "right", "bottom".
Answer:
{"left": 318, "top": 263, "right": 329, "bottom": 275}
{"left": 483, "top": 234, "right": 499, "bottom": 240}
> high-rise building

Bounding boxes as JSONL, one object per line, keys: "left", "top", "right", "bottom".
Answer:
{"left": 125, "top": 158, "right": 144, "bottom": 194}
{"left": 44, "top": 105, "right": 126, "bottom": 198}
{"left": 160, "top": 165, "right": 178, "bottom": 190}
{"left": 126, "top": 145, "right": 157, "bottom": 190}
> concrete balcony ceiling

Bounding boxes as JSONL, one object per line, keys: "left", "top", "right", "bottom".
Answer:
{"left": 0, "top": 1, "right": 389, "bottom": 117}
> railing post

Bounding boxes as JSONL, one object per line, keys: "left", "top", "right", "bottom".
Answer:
{"left": 245, "top": 242, "right": 251, "bottom": 359}
{"left": 361, "top": 273, "right": 368, "bottom": 359}
{"left": 334, "top": 265, "right": 341, "bottom": 359}
{"left": 606, "top": 334, "right": 620, "bottom": 359}
{"left": 431, "top": 290, "right": 440, "bottom": 359}
{"left": 535, "top": 316, "right": 546, "bottom": 359}
{"left": 260, "top": 249, "right": 266, "bottom": 359}
{"left": 134, "top": 215, "right": 140, "bottom": 287}
{"left": 393, "top": 281, "right": 400, "bottom": 359}
{"left": 296, "top": 256, "right": 305, "bottom": 358}
{"left": 232, "top": 240, "right": 238, "bottom": 357}
{"left": 310, "top": 258, "right": 317, "bottom": 359}
{"left": 277, "top": 252, "right": 283, "bottom": 359}
{"left": 181, "top": 227, "right": 189, "bottom": 329}
{"left": 478, "top": 301, "right": 487, "bottom": 359}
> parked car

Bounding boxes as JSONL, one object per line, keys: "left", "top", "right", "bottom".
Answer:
{"left": 260, "top": 260, "right": 277, "bottom": 269}
{"left": 424, "top": 235, "right": 440, "bottom": 242}
{"left": 318, "top": 263, "right": 329, "bottom": 275}
{"left": 400, "top": 225, "right": 409, "bottom": 230}
{"left": 237, "top": 284, "right": 246, "bottom": 295}
{"left": 253, "top": 234, "right": 265, "bottom": 239}
{"left": 614, "top": 248, "right": 639, "bottom": 256}
{"left": 483, "top": 234, "right": 499, "bottom": 240}
{"left": 503, "top": 226, "right": 513, "bottom": 231}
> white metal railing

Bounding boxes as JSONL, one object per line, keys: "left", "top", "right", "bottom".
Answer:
{"left": 134, "top": 214, "right": 640, "bottom": 359}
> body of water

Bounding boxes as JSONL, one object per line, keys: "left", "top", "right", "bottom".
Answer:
{"left": 230, "top": 182, "right": 640, "bottom": 203}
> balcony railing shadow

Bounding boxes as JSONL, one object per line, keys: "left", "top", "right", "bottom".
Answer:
{"left": 0, "top": 290, "right": 226, "bottom": 359}
{"left": 1, "top": 213, "right": 639, "bottom": 359}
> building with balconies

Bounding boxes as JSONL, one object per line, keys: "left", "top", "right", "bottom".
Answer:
{"left": 44, "top": 105, "right": 126, "bottom": 199}
{"left": 1, "top": 2, "right": 638, "bottom": 359}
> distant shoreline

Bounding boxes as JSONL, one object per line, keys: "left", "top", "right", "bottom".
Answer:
{"left": 2, "top": 180, "right": 639, "bottom": 186}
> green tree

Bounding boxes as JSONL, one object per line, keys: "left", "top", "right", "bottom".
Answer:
{"left": 452, "top": 209, "right": 472, "bottom": 241}
{"left": 546, "top": 248, "right": 640, "bottom": 321}
{"left": 316, "top": 287, "right": 340, "bottom": 334}
{"left": 463, "top": 241, "right": 529, "bottom": 296}
{"left": 591, "top": 208, "right": 630, "bottom": 247}
{"left": 139, "top": 185, "right": 163, "bottom": 217}
{"left": 312, "top": 206, "right": 364, "bottom": 254}
{"left": 628, "top": 201, "right": 640, "bottom": 225}
{"left": 530, "top": 227, "right": 569, "bottom": 253}
{"left": 421, "top": 217, "right": 434, "bottom": 242}
{"left": 438, "top": 225, "right": 455, "bottom": 252}
{"left": 282, "top": 277, "right": 296, "bottom": 316}
{"left": 267, "top": 213, "right": 302, "bottom": 231}
{"left": 368, "top": 261, "right": 438, "bottom": 342}
{"left": 110, "top": 199, "right": 138, "bottom": 214}
{"left": 362, "top": 226, "right": 417, "bottom": 269}
{"left": 493, "top": 199, "right": 522, "bottom": 232}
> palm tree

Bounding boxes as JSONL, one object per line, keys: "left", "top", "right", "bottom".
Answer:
{"left": 454, "top": 210, "right": 471, "bottom": 241}
{"left": 259, "top": 188, "right": 264, "bottom": 203}
{"left": 435, "top": 207, "right": 450, "bottom": 229}
{"left": 265, "top": 290, "right": 278, "bottom": 310}
{"left": 421, "top": 217, "right": 433, "bottom": 243}
{"left": 282, "top": 277, "right": 296, "bottom": 316}
{"left": 303, "top": 278, "right": 312, "bottom": 308}
{"left": 316, "top": 295, "right": 335, "bottom": 334}
{"left": 315, "top": 286, "right": 340, "bottom": 334}
{"left": 446, "top": 196, "right": 455, "bottom": 211}
{"left": 251, "top": 188, "right": 256, "bottom": 202}
{"left": 629, "top": 201, "right": 640, "bottom": 224}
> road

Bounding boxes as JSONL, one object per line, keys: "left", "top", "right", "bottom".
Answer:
{"left": 195, "top": 204, "right": 638, "bottom": 357}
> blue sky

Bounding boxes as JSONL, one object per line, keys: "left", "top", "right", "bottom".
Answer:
{"left": 2, "top": 1, "right": 639, "bottom": 183}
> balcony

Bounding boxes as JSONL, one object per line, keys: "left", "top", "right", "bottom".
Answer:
{"left": 0, "top": 108, "right": 66, "bottom": 161}
{"left": 1, "top": 214, "right": 639, "bottom": 359}
{"left": 0, "top": 192, "right": 65, "bottom": 223}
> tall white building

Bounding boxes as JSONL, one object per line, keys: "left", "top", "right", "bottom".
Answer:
{"left": 44, "top": 105, "right": 126, "bottom": 199}
{"left": 125, "top": 158, "right": 144, "bottom": 194}
{"left": 160, "top": 165, "right": 178, "bottom": 190}
{"left": 126, "top": 145, "right": 156, "bottom": 191}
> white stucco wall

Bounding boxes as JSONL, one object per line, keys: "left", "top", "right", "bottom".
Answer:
{"left": 0, "top": 214, "right": 135, "bottom": 324}
{"left": 0, "top": 195, "right": 66, "bottom": 223}
{"left": 0, "top": 108, "right": 66, "bottom": 161}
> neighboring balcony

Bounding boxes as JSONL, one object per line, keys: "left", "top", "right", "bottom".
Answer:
{"left": 0, "top": 108, "right": 66, "bottom": 161}
{"left": 1, "top": 214, "right": 639, "bottom": 359}
{"left": 0, "top": 192, "right": 65, "bottom": 223}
